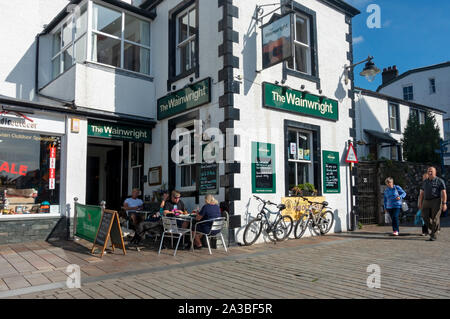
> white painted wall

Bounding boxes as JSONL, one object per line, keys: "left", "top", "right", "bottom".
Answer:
{"left": 0, "top": 0, "right": 68, "bottom": 101}
{"left": 144, "top": 0, "right": 225, "bottom": 212}
{"left": 231, "top": 0, "right": 354, "bottom": 243}
{"left": 355, "top": 92, "right": 444, "bottom": 160}
{"left": 379, "top": 66, "right": 450, "bottom": 120}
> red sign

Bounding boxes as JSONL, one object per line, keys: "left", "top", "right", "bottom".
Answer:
{"left": 345, "top": 143, "right": 358, "bottom": 164}
{"left": 49, "top": 146, "right": 56, "bottom": 190}
{"left": 0, "top": 161, "right": 28, "bottom": 176}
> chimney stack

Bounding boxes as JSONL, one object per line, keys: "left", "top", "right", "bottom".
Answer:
{"left": 382, "top": 65, "right": 399, "bottom": 85}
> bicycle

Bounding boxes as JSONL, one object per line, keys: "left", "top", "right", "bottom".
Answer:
{"left": 243, "top": 196, "right": 294, "bottom": 246}
{"left": 293, "top": 196, "right": 335, "bottom": 239}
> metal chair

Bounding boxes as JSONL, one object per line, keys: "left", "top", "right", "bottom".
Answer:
{"left": 158, "top": 217, "right": 191, "bottom": 256}
{"left": 192, "top": 217, "right": 228, "bottom": 255}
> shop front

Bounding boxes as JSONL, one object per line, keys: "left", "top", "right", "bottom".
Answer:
{"left": 0, "top": 106, "right": 67, "bottom": 244}
{"left": 86, "top": 120, "right": 152, "bottom": 211}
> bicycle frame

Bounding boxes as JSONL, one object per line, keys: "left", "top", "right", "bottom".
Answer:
{"left": 257, "top": 202, "right": 283, "bottom": 232}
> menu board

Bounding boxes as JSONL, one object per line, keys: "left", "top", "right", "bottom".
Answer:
{"left": 199, "top": 162, "right": 219, "bottom": 195}
{"left": 252, "top": 142, "right": 276, "bottom": 193}
{"left": 323, "top": 151, "right": 341, "bottom": 194}
{"left": 91, "top": 210, "right": 126, "bottom": 258}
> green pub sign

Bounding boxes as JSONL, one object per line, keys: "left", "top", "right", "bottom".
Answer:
{"left": 157, "top": 78, "right": 211, "bottom": 120}
{"left": 323, "top": 151, "right": 341, "bottom": 194}
{"left": 263, "top": 82, "right": 339, "bottom": 121}
{"left": 252, "top": 142, "right": 276, "bottom": 194}
{"left": 88, "top": 120, "right": 152, "bottom": 143}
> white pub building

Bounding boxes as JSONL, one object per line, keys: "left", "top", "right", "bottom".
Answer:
{"left": 0, "top": 0, "right": 361, "bottom": 244}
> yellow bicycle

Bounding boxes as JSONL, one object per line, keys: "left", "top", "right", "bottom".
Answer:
{"left": 293, "top": 196, "right": 334, "bottom": 239}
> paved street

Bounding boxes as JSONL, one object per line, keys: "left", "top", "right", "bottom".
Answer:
{"left": 3, "top": 218, "right": 450, "bottom": 299}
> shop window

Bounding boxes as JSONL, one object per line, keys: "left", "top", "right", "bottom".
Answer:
{"left": 0, "top": 131, "right": 61, "bottom": 215}
{"left": 287, "top": 129, "right": 314, "bottom": 189}
{"left": 403, "top": 85, "right": 414, "bottom": 101}
{"left": 175, "top": 122, "right": 197, "bottom": 191}
{"left": 388, "top": 102, "right": 400, "bottom": 132}
{"left": 130, "top": 142, "right": 144, "bottom": 190}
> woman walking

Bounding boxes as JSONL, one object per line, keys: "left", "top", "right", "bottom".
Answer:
{"left": 384, "top": 177, "right": 407, "bottom": 236}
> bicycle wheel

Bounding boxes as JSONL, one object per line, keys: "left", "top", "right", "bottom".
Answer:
{"left": 319, "top": 211, "right": 335, "bottom": 235}
{"left": 310, "top": 218, "right": 322, "bottom": 236}
{"left": 294, "top": 214, "right": 309, "bottom": 239}
{"left": 243, "top": 218, "right": 263, "bottom": 246}
{"left": 274, "top": 215, "right": 294, "bottom": 241}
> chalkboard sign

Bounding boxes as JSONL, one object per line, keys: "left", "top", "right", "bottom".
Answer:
{"left": 252, "top": 142, "right": 276, "bottom": 193}
{"left": 323, "top": 151, "right": 341, "bottom": 194}
{"left": 91, "top": 210, "right": 126, "bottom": 258}
{"left": 199, "top": 162, "right": 219, "bottom": 195}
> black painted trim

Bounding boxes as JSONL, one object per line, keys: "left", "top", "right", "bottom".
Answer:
{"left": 284, "top": 120, "right": 322, "bottom": 197}
{"left": 218, "top": 0, "right": 240, "bottom": 220}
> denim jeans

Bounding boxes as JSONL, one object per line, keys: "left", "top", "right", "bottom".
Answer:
{"left": 387, "top": 208, "right": 401, "bottom": 233}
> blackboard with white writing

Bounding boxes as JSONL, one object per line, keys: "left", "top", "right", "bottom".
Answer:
{"left": 92, "top": 210, "right": 126, "bottom": 258}
{"left": 199, "top": 162, "right": 218, "bottom": 195}
{"left": 323, "top": 151, "right": 341, "bottom": 194}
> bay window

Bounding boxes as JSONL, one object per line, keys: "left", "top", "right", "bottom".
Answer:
{"left": 51, "top": 1, "right": 151, "bottom": 80}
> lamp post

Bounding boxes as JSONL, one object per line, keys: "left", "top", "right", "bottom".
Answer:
{"left": 344, "top": 56, "right": 381, "bottom": 85}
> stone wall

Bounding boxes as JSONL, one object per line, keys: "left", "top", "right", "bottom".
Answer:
{"left": 0, "top": 216, "right": 69, "bottom": 244}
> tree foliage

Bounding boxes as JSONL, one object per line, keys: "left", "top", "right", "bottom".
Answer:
{"left": 402, "top": 111, "right": 441, "bottom": 164}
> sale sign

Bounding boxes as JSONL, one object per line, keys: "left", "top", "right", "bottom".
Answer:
{"left": 49, "top": 146, "right": 56, "bottom": 190}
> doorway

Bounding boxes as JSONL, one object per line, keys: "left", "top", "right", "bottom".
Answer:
{"left": 86, "top": 141, "right": 122, "bottom": 211}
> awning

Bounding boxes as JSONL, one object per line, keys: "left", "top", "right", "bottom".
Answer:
{"left": 364, "top": 129, "right": 399, "bottom": 144}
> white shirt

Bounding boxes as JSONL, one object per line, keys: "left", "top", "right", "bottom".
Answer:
{"left": 124, "top": 198, "right": 143, "bottom": 209}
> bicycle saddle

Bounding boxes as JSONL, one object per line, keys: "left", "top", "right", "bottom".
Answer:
{"left": 322, "top": 201, "right": 329, "bottom": 207}
{"left": 277, "top": 204, "right": 286, "bottom": 211}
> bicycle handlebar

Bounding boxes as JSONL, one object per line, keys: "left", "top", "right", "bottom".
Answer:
{"left": 298, "top": 196, "right": 327, "bottom": 206}
{"left": 253, "top": 195, "right": 277, "bottom": 207}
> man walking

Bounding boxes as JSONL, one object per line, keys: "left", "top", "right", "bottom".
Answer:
{"left": 418, "top": 167, "right": 447, "bottom": 241}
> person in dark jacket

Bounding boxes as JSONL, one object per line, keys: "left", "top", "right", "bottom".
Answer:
{"left": 192, "top": 195, "right": 222, "bottom": 249}
{"left": 384, "top": 177, "right": 406, "bottom": 236}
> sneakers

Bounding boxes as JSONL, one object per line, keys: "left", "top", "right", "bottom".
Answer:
{"left": 393, "top": 231, "right": 399, "bottom": 236}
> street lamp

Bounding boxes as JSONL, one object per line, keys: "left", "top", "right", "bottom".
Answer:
{"left": 344, "top": 56, "right": 381, "bottom": 85}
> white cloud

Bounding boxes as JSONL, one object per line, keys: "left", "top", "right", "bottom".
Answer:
{"left": 353, "top": 36, "right": 364, "bottom": 44}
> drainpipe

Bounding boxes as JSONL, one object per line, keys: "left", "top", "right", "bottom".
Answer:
{"left": 34, "top": 32, "right": 76, "bottom": 108}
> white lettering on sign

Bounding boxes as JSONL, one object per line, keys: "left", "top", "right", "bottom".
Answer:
{"left": 159, "top": 86, "right": 207, "bottom": 112}
{"left": 271, "top": 90, "right": 334, "bottom": 115}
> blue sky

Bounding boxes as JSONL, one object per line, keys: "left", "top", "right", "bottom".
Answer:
{"left": 346, "top": 0, "right": 450, "bottom": 91}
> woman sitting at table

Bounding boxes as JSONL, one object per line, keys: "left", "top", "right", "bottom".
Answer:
{"left": 192, "top": 194, "right": 222, "bottom": 250}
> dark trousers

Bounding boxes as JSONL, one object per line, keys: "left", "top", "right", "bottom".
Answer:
{"left": 387, "top": 208, "right": 400, "bottom": 233}
{"left": 422, "top": 199, "right": 442, "bottom": 238}
{"left": 135, "top": 220, "right": 163, "bottom": 240}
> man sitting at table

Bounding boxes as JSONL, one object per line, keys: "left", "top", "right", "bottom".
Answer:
{"left": 123, "top": 188, "right": 144, "bottom": 228}
{"left": 163, "top": 190, "right": 186, "bottom": 216}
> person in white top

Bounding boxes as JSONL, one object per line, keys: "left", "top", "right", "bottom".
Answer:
{"left": 123, "top": 188, "right": 144, "bottom": 228}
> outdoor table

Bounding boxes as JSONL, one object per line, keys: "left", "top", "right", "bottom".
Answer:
{"left": 175, "top": 213, "right": 197, "bottom": 251}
